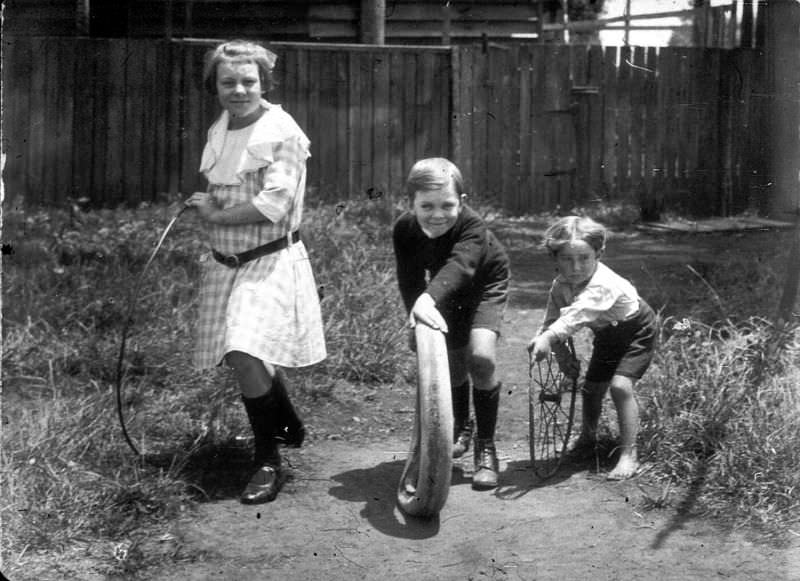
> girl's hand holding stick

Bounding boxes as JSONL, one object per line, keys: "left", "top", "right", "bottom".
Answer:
{"left": 185, "top": 192, "right": 220, "bottom": 222}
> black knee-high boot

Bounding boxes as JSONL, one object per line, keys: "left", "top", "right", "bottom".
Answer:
{"left": 273, "top": 368, "right": 306, "bottom": 448}
{"left": 241, "top": 392, "right": 283, "bottom": 504}
{"left": 451, "top": 380, "right": 473, "bottom": 458}
{"left": 472, "top": 383, "right": 501, "bottom": 489}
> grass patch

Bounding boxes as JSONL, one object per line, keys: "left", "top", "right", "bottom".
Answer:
{"left": 637, "top": 315, "right": 800, "bottom": 538}
{"left": 2, "top": 200, "right": 798, "bottom": 577}
{"left": 1, "top": 199, "right": 412, "bottom": 577}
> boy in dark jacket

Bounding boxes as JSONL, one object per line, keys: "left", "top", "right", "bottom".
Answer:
{"left": 393, "top": 158, "right": 510, "bottom": 489}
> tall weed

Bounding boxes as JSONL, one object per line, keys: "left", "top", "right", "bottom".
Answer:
{"left": 639, "top": 315, "right": 800, "bottom": 535}
{"left": 1, "top": 199, "right": 411, "bottom": 574}
{"left": 304, "top": 199, "right": 412, "bottom": 384}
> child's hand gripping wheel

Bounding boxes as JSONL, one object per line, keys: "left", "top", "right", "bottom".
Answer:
{"left": 396, "top": 324, "right": 453, "bottom": 517}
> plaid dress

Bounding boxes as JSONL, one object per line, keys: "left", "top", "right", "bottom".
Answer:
{"left": 193, "top": 102, "right": 327, "bottom": 369}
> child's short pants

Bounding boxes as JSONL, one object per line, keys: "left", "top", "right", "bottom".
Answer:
{"left": 585, "top": 299, "right": 657, "bottom": 382}
{"left": 441, "top": 272, "right": 509, "bottom": 350}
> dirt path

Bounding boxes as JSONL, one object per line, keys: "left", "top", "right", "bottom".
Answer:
{"left": 149, "top": 226, "right": 799, "bottom": 581}
{"left": 155, "top": 440, "right": 798, "bottom": 581}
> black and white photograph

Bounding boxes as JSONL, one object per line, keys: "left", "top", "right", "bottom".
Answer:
{"left": 2, "top": 1, "right": 799, "bottom": 579}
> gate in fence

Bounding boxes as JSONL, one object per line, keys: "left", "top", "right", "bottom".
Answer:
{"left": 2, "top": 37, "right": 773, "bottom": 217}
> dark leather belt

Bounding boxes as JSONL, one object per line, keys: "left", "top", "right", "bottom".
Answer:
{"left": 212, "top": 231, "right": 300, "bottom": 268}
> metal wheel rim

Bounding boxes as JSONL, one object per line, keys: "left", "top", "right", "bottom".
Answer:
{"left": 529, "top": 353, "right": 578, "bottom": 479}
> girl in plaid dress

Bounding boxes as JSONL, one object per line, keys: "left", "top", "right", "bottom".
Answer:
{"left": 186, "top": 40, "right": 326, "bottom": 504}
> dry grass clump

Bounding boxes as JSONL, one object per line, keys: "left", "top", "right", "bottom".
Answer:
{"left": 638, "top": 315, "right": 800, "bottom": 537}
{"left": 1, "top": 199, "right": 410, "bottom": 577}
{"left": 2, "top": 200, "right": 798, "bottom": 577}
{"left": 304, "top": 199, "right": 412, "bottom": 385}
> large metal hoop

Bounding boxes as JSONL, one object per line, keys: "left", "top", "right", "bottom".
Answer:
{"left": 528, "top": 339, "right": 579, "bottom": 479}
{"left": 396, "top": 324, "right": 453, "bottom": 517}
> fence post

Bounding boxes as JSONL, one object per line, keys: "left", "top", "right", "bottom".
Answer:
{"left": 450, "top": 46, "right": 461, "bottom": 166}
{"left": 741, "top": 0, "right": 754, "bottom": 47}
{"left": 360, "top": 0, "right": 385, "bottom": 45}
{"left": 442, "top": 3, "right": 452, "bottom": 45}
{"left": 764, "top": 0, "right": 800, "bottom": 217}
{"left": 623, "top": 0, "right": 631, "bottom": 46}
{"left": 776, "top": 210, "right": 800, "bottom": 327}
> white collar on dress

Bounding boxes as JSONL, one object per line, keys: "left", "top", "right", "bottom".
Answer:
{"left": 199, "top": 99, "right": 310, "bottom": 181}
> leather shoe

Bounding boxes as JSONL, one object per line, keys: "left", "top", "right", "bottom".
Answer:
{"left": 472, "top": 438, "right": 499, "bottom": 489}
{"left": 275, "top": 424, "right": 306, "bottom": 448}
{"left": 240, "top": 465, "right": 283, "bottom": 504}
{"left": 452, "top": 419, "right": 473, "bottom": 459}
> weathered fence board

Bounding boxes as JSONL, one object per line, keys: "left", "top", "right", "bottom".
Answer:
{"left": 1, "top": 37, "right": 782, "bottom": 218}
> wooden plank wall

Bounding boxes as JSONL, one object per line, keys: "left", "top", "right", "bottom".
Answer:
{"left": 2, "top": 37, "right": 774, "bottom": 218}
{"left": 269, "top": 43, "right": 452, "bottom": 203}
{"left": 2, "top": 38, "right": 451, "bottom": 208}
{"left": 3, "top": 0, "right": 80, "bottom": 36}
{"left": 453, "top": 43, "right": 771, "bottom": 216}
{"left": 3, "top": 37, "right": 179, "bottom": 208}
{"left": 172, "top": 41, "right": 453, "bottom": 202}
{"left": 308, "top": 1, "right": 541, "bottom": 41}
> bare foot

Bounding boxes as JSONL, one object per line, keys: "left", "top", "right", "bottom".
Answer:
{"left": 606, "top": 454, "right": 640, "bottom": 480}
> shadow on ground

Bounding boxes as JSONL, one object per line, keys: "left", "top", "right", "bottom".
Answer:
{"left": 328, "top": 459, "right": 443, "bottom": 539}
{"left": 174, "top": 440, "right": 253, "bottom": 501}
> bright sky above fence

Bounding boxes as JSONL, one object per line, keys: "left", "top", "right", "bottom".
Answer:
{"left": 598, "top": 0, "right": 739, "bottom": 46}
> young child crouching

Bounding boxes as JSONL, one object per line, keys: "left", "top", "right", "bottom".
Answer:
{"left": 528, "top": 216, "right": 656, "bottom": 480}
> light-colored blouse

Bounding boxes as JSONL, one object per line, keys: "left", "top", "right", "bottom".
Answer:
{"left": 543, "top": 262, "right": 640, "bottom": 341}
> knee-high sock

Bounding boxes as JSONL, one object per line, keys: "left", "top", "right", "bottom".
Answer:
{"left": 241, "top": 392, "right": 281, "bottom": 468}
{"left": 451, "top": 379, "right": 471, "bottom": 433}
{"left": 473, "top": 383, "right": 501, "bottom": 441}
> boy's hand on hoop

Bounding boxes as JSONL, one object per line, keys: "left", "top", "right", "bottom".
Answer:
{"left": 527, "top": 333, "right": 552, "bottom": 362}
{"left": 410, "top": 293, "right": 448, "bottom": 332}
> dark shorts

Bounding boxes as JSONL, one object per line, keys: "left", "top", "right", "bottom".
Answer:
{"left": 441, "top": 274, "right": 509, "bottom": 350}
{"left": 585, "top": 299, "right": 657, "bottom": 383}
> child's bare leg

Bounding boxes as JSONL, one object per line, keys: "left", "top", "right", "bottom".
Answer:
{"left": 572, "top": 380, "right": 608, "bottom": 449}
{"left": 607, "top": 375, "right": 640, "bottom": 480}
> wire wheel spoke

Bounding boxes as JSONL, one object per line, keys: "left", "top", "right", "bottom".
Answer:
{"left": 528, "top": 342, "right": 578, "bottom": 480}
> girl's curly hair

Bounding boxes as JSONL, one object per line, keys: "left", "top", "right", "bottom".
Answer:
{"left": 203, "top": 40, "right": 278, "bottom": 95}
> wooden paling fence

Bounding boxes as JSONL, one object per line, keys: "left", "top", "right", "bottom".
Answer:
{"left": 457, "top": 43, "right": 772, "bottom": 217}
{"left": 2, "top": 37, "right": 772, "bottom": 217}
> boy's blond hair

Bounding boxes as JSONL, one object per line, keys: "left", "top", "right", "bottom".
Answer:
{"left": 543, "top": 216, "right": 607, "bottom": 256}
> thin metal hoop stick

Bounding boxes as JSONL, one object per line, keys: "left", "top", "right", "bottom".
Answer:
{"left": 115, "top": 205, "right": 188, "bottom": 456}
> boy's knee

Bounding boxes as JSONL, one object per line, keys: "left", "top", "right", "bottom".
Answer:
{"left": 609, "top": 377, "right": 635, "bottom": 399}
{"left": 469, "top": 352, "right": 496, "bottom": 380}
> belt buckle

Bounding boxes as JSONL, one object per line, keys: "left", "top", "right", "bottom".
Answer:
{"left": 222, "top": 253, "right": 240, "bottom": 268}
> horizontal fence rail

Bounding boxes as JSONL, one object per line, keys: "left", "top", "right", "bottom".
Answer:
{"left": 2, "top": 37, "right": 774, "bottom": 217}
